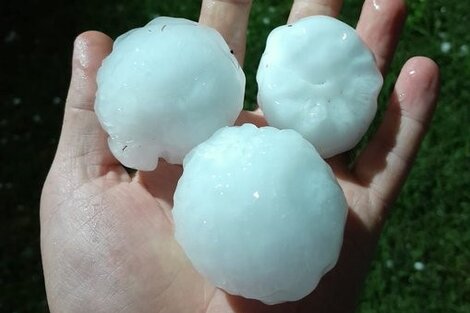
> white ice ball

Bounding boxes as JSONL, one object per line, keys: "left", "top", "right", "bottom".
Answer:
{"left": 95, "top": 17, "right": 245, "bottom": 171}
{"left": 257, "top": 16, "right": 383, "bottom": 158}
{"left": 173, "top": 124, "right": 348, "bottom": 304}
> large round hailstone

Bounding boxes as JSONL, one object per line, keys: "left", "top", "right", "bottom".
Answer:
{"left": 95, "top": 17, "right": 245, "bottom": 171}
{"left": 173, "top": 124, "right": 348, "bottom": 304}
{"left": 256, "top": 16, "right": 383, "bottom": 158}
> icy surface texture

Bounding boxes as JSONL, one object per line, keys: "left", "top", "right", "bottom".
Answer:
{"left": 173, "top": 124, "right": 348, "bottom": 304}
{"left": 257, "top": 16, "right": 383, "bottom": 158}
{"left": 95, "top": 17, "right": 245, "bottom": 171}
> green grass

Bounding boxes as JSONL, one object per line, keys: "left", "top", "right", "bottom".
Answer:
{"left": 1, "top": 0, "right": 468, "bottom": 312}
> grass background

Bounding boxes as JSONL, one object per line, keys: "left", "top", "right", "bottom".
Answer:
{"left": 1, "top": 0, "right": 468, "bottom": 311}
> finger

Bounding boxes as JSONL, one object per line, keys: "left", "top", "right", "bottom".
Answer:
{"left": 199, "top": 0, "right": 253, "bottom": 65}
{"left": 356, "top": 0, "right": 407, "bottom": 74}
{"left": 235, "top": 109, "right": 268, "bottom": 127}
{"left": 353, "top": 57, "right": 439, "bottom": 214}
{"left": 326, "top": 154, "right": 351, "bottom": 180}
{"left": 56, "top": 31, "right": 120, "bottom": 176}
{"left": 288, "top": 0, "right": 343, "bottom": 23}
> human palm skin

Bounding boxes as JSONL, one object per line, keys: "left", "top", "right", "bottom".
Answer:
{"left": 40, "top": 0, "right": 440, "bottom": 312}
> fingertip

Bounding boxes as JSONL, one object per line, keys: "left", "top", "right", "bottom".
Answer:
{"left": 72, "top": 31, "right": 113, "bottom": 71}
{"left": 67, "top": 31, "right": 113, "bottom": 111}
{"left": 401, "top": 56, "right": 440, "bottom": 86}
{"left": 387, "top": 56, "right": 440, "bottom": 128}
{"left": 75, "top": 30, "right": 113, "bottom": 45}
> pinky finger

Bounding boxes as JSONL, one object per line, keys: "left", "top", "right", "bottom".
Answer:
{"left": 353, "top": 57, "right": 439, "bottom": 217}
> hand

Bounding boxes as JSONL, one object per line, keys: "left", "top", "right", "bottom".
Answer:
{"left": 40, "top": 0, "right": 440, "bottom": 312}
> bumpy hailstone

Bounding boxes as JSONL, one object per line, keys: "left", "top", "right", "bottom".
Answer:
{"left": 257, "top": 16, "right": 383, "bottom": 158}
{"left": 173, "top": 124, "right": 348, "bottom": 304}
{"left": 95, "top": 17, "right": 245, "bottom": 171}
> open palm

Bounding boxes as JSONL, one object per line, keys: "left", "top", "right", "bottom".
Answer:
{"left": 41, "top": 0, "right": 439, "bottom": 312}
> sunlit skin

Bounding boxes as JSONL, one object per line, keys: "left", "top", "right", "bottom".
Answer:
{"left": 41, "top": 0, "right": 439, "bottom": 312}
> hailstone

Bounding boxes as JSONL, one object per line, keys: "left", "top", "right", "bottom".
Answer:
{"left": 95, "top": 17, "right": 245, "bottom": 171}
{"left": 173, "top": 124, "right": 348, "bottom": 304}
{"left": 257, "top": 16, "right": 383, "bottom": 158}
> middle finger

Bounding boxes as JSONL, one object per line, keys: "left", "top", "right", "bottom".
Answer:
{"left": 288, "top": 0, "right": 343, "bottom": 23}
{"left": 199, "top": 0, "right": 253, "bottom": 65}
